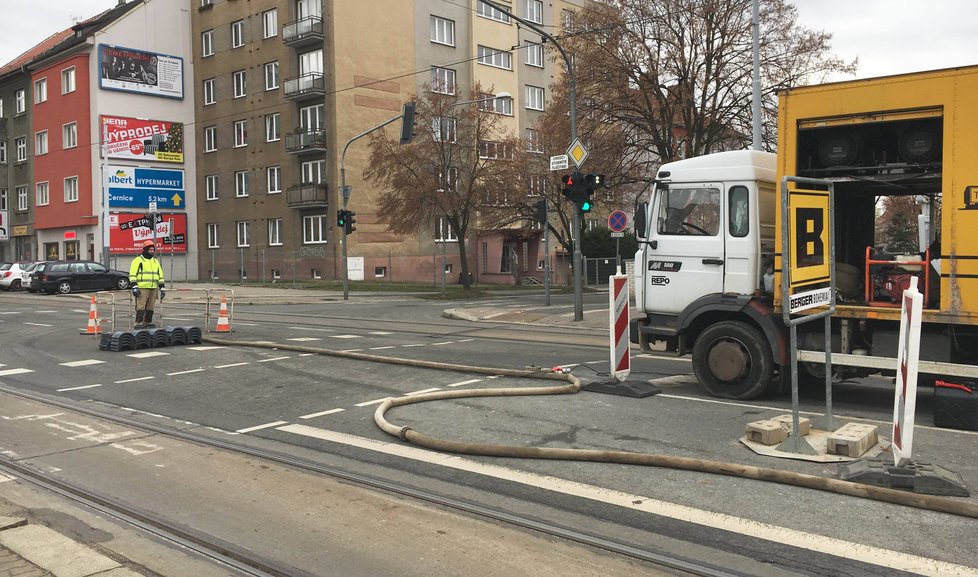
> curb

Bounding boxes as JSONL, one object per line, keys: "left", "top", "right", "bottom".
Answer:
{"left": 0, "top": 516, "right": 142, "bottom": 577}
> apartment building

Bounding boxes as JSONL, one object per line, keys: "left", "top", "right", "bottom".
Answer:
{"left": 193, "top": 0, "right": 581, "bottom": 284}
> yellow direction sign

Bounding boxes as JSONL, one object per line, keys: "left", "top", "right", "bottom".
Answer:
{"left": 566, "top": 138, "right": 588, "bottom": 168}
{"left": 788, "top": 187, "right": 830, "bottom": 290}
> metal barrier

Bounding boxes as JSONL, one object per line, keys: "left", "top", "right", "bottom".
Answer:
{"left": 205, "top": 288, "right": 235, "bottom": 332}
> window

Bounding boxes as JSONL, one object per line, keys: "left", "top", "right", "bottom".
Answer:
{"left": 430, "top": 16, "right": 455, "bottom": 46}
{"left": 525, "top": 43, "right": 544, "bottom": 67}
{"left": 303, "top": 214, "right": 327, "bottom": 244}
{"left": 36, "top": 182, "right": 49, "bottom": 206}
{"left": 267, "top": 165, "right": 281, "bottom": 194}
{"left": 477, "top": 46, "right": 512, "bottom": 69}
{"left": 234, "top": 120, "right": 248, "bottom": 147}
{"left": 525, "top": 128, "right": 543, "bottom": 153}
{"left": 729, "top": 186, "right": 750, "bottom": 237}
{"left": 436, "top": 217, "right": 457, "bottom": 242}
{"left": 262, "top": 9, "right": 278, "bottom": 38}
{"left": 479, "top": 141, "right": 513, "bottom": 160}
{"left": 207, "top": 223, "right": 219, "bottom": 248}
{"left": 233, "top": 70, "right": 247, "bottom": 98}
{"left": 525, "top": 0, "right": 543, "bottom": 23}
{"left": 0, "top": 142, "right": 6, "bottom": 163}
{"left": 15, "top": 90, "right": 25, "bottom": 114}
{"left": 477, "top": 1, "right": 510, "bottom": 22}
{"left": 431, "top": 67, "right": 456, "bottom": 95}
{"left": 299, "top": 104, "right": 324, "bottom": 130}
{"left": 264, "top": 62, "right": 279, "bottom": 90}
{"left": 561, "top": 9, "right": 574, "bottom": 31}
{"left": 526, "top": 85, "right": 545, "bottom": 110}
{"left": 62, "top": 122, "right": 77, "bottom": 149}
{"left": 0, "top": 189, "right": 6, "bottom": 210}
{"left": 204, "top": 126, "right": 217, "bottom": 152}
{"left": 35, "top": 131, "right": 48, "bottom": 156}
{"left": 201, "top": 30, "right": 214, "bottom": 57}
{"left": 235, "top": 171, "right": 249, "bottom": 197}
{"left": 236, "top": 220, "right": 250, "bottom": 247}
{"left": 301, "top": 159, "right": 325, "bottom": 183}
{"left": 0, "top": 98, "right": 4, "bottom": 118}
{"left": 268, "top": 218, "right": 283, "bottom": 246}
{"left": 231, "top": 20, "right": 245, "bottom": 48}
{"left": 529, "top": 175, "right": 547, "bottom": 196}
{"left": 203, "top": 78, "right": 215, "bottom": 105}
{"left": 265, "top": 113, "right": 280, "bottom": 142}
{"left": 15, "top": 137, "right": 27, "bottom": 162}
{"left": 479, "top": 93, "right": 512, "bottom": 115}
{"left": 438, "top": 166, "right": 458, "bottom": 192}
{"left": 16, "top": 186, "right": 28, "bottom": 211}
{"left": 432, "top": 117, "right": 456, "bottom": 143}
{"left": 61, "top": 67, "right": 76, "bottom": 94}
{"left": 657, "top": 186, "right": 720, "bottom": 236}
{"left": 64, "top": 176, "right": 78, "bottom": 203}
{"left": 206, "top": 174, "right": 219, "bottom": 200}
{"left": 34, "top": 78, "right": 47, "bottom": 104}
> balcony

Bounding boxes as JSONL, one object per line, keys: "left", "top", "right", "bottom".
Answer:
{"left": 285, "top": 128, "right": 327, "bottom": 154}
{"left": 286, "top": 182, "right": 328, "bottom": 208}
{"left": 284, "top": 72, "right": 325, "bottom": 101}
{"left": 283, "top": 16, "right": 324, "bottom": 48}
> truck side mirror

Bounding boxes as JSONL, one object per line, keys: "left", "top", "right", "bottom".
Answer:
{"left": 634, "top": 202, "right": 648, "bottom": 239}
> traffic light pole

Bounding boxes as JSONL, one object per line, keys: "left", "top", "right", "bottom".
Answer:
{"left": 484, "top": 0, "right": 581, "bottom": 320}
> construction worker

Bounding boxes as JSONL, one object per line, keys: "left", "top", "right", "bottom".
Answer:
{"left": 129, "top": 240, "right": 166, "bottom": 328}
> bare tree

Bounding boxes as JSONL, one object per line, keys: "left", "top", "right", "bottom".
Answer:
{"left": 364, "top": 86, "right": 518, "bottom": 290}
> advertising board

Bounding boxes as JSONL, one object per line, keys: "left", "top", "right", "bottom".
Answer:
{"left": 98, "top": 44, "right": 184, "bottom": 100}
{"left": 102, "top": 115, "right": 184, "bottom": 163}
{"left": 106, "top": 165, "right": 186, "bottom": 210}
{"left": 110, "top": 212, "right": 188, "bottom": 255}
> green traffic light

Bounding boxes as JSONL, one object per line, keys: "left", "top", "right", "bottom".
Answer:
{"left": 581, "top": 200, "right": 592, "bottom": 213}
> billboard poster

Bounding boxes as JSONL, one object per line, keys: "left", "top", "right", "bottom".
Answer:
{"left": 98, "top": 44, "right": 184, "bottom": 100}
{"left": 110, "top": 212, "right": 188, "bottom": 255}
{"left": 107, "top": 165, "right": 186, "bottom": 210}
{"left": 102, "top": 115, "right": 184, "bottom": 163}
{"left": 0, "top": 209, "right": 8, "bottom": 241}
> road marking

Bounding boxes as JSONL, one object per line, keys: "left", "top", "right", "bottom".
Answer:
{"left": 406, "top": 388, "right": 441, "bottom": 396}
{"left": 299, "top": 408, "right": 345, "bottom": 420}
{"left": 0, "top": 368, "right": 33, "bottom": 377}
{"left": 339, "top": 349, "right": 363, "bottom": 353}
{"left": 448, "top": 379, "right": 482, "bottom": 388}
{"left": 70, "top": 309, "right": 89, "bottom": 314}
{"left": 635, "top": 353, "right": 692, "bottom": 363}
{"left": 165, "top": 317, "right": 193, "bottom": 322}
{"left": 214, "top": 362, "right": 249, "bottom": 369}
{"left": 330, "top": 334, "right": 361, "bottom": 339}
{"left": 0, "top": 312, "right": 20, "bottom": 315}
{"left": 236, "top": 420, "right": 288, "bottom": 434}
{"left": 127, "top": 351, "right": 170, "bottom": 359}
{"left": 368, "top": 346, "right": 395, "bottom": 351}
{"left": 401, "top": 343, "right": 425, "bottom": 348}
{"left": 60, "top": 359, "right": 107, "bottom": 368}
{"left": 290, "top": 326, "right": 334, "bottom": 332}
{"left": 258, "top": 356, "right": 291, "bottom": 363}
{"left": 187, "top": 346, "right": 224, "bottom": 351}
{"left": 457, "top": 338, "right": 475, "bottom": 343}
{"left": 369, "top": 331, "right": 395, "bottom": 335}
{"left": 23, "top": 322, "right": 52, "bottom": 327}
{"left": 277, "top": 425, "right": 977, "bottom": 577}
{"left": 431, "top": 341, "right": 453, "bottom": 346}
{"left": 299, "top": 353, "right": 314, "bottom": 357}
{"left": 354, "top": 398, "right": 390, "bottom": 407}
{"left": 234, "top": 322, "right": 259, "bottom": 326}
{"left": 287, "top": 337, "right": 322, "bottom": 342}
{"left": 115, "top": 376, "right": 155, "bottom": 384}
{"left": 58, "top": 384, "right": 103, "bottom": 392}
{"left": 167, "top": 368, "right": 206, "bottom": 376}
{"left": 34, "top": 310, "right": 58, "bottom": 314}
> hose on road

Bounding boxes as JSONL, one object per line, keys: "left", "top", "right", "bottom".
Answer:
{"left": 205, "top": 336, "right": 978, "bottom": 520}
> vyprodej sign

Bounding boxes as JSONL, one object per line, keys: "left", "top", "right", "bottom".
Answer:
{"left": 106, "top": 165, "right": 185, "bottom": 210}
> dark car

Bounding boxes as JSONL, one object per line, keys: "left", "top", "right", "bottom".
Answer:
{"left": 31, "top": 260, "right": 131, "bottom": 294}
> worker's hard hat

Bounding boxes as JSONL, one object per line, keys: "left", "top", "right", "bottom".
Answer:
{"left": 142, "top": 240, "right": 156, "bottom": 248}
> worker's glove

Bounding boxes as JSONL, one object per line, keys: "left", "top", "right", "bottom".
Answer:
{"left": 131, "top": 286, "right": 141, "bottom": 298}
{"left": 160, "top": 288, "right": 166, "bottom": 300}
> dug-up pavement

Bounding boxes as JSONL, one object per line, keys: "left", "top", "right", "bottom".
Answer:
{"left": 0, "top": 283, "right": 611, "bottom": 577}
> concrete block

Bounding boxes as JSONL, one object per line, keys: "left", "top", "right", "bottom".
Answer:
{"left": 827, "top": 423, "right": 879, "bottom": 457}
{"left": 746, "top": 420, "right": 788, "bottom": 445}
{"left": 0, "top": 524, "right": 120, "bottom": 577}
{"left": 770, "top": 414, "right": 812, "bottom": 436}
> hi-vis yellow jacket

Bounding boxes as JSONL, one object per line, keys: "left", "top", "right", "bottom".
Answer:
{"left": 129, "top": 255, "right": 165, "bottom": 289}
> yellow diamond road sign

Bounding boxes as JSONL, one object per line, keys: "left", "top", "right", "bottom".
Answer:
{"left": 566, "top": 139, "right": 588, "bottom": 168}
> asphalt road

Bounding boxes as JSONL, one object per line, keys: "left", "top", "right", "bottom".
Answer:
{"left": 2, "top": 290, "right": 977, "bottom": 576}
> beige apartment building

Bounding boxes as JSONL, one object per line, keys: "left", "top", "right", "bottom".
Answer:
{"left": 193, "top": 0, "right": 581, "bottom": 285}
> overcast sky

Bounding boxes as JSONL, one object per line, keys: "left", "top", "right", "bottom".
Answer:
{"left": 0, "top": 0, "right": 974, "bottom": 79}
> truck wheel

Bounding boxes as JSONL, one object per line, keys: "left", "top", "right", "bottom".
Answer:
{"left": 692, "top": 321, "right": 773, "bottom": 399}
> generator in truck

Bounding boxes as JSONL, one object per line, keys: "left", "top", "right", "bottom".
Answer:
{"left": 631, "top": 65, "right": 978, "bottom": 401}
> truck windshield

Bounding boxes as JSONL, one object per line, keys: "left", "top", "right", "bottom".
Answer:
{"left": 656, "top": 186, "right": 720, "bottom": 236}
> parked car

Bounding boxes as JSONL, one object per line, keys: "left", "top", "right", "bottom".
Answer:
{"left": 0, "top": 262, "right": 35, "bottom": 291}
{"left": 21, "top": 261, "right": 47, "bottom": 292}
{"left": 30, "top": 260, "right": 131, "bottom": 294}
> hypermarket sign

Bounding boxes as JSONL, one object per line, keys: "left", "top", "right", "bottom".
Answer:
{"left": 107, "top": 165, "right": 185, "bottom": 210}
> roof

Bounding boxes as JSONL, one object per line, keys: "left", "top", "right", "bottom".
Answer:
{"left": 658, "top": 150, "right": 777, "bottom": 184}
{"left": 0, "top": 29, "right": 74, "bottom": 77}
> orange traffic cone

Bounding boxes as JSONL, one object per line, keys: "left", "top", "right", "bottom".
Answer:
{"left": 213, "top": 295, "right": 231, "bottom": 333}
{"left": 81, "top": 295, "right": 101, "bottom": 335}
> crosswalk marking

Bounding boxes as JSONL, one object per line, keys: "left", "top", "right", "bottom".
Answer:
{"left": 236, "top": 421, "right": 288, "bottom": 434}
{"left": 60, "top": 359, "right": 107, "bottom": 368}
{"left": 127, "top": 351, "right": 170, "bottom": 359}
{"left": 0, "top": 368, "right": 33, "bottom": 377}
{"left": 287, "top": 337, "right": 322, "bottom": 342}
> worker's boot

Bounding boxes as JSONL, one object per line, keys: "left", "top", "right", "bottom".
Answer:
{"left": 144, "top": 310, "right": 155, "bottom": 329}
{"left": 134, "top": 310, "right": 145, "bottom": 329}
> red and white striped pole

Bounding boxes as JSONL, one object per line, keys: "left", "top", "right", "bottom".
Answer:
{"left": 609, "top": 272, "right": 630, "bottom": 382}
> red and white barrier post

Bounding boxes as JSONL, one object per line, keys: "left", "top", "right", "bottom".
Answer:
{"left": 892, "top": 276, "right": 923, "bottom": 467}
{"left": 609, "top": 272, "right": 630, "bottom": 382}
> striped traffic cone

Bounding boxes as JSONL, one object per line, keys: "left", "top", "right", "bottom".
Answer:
{"left": 213, "top": 295, "right": 232, "bottom": 333}
{"left": 81, "top": 295, "right": 101, "bottom": 335}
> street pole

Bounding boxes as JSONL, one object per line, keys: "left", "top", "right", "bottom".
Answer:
{"left": 751, "top": 0, "right": 762, "bottom": 150}
{"left": 484, "top": 0, "right": 581, "bottom": 320}
{"left": 100, "top": 122, "right": 110, "bottom": 267}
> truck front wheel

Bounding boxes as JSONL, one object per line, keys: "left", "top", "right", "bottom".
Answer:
{"left": 692, "top": 321, "right": 774, "bottom": 399}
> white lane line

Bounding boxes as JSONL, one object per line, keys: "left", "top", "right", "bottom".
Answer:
{"left": 369, "top": 331, "right": 395, "bottom": 335}
{"left": 448, "top": 378, "right": 482, "bottom": 388}
{"left": 368, "top": 346, "right": 395, "bottom": 351}
{"left": 457, "top": 338, "right": 475, "bottom": 343}
{"left": 290, "top": 326, "right": 334, "bottom": 332}
{"left": 287, "top": 337, "right": 322, "bottom": 342}
{"left": 339, "top": 349, "right": 363, "bottom": 353}
{"left": 214, "top": 362, "right": 249, "bottom": 369}
{"left": 585, "top": 360, "right": 604, "bottom": 365}
{"left": 234, "top": 322, "right": 259, "bottom": 326}
{"left": 431, "top": 341, "right": 453, "bottom": 346}
{"left": 60, "top": 359, "right": 107, "bottom": 368}
{"left": 127, "top": 351, "right": 170, "bottom": 359}
{"left": 187, "top": 346, "right": 225, "bottom": 351}
{"left": 115, "top": 376, "right": 155, "bottom": 384}
{"left": 401, "top": 343, "right": 425, "bottom": 348}
{"left": 635, "top": 353, "right": 692, "bottom": 363}
{"left": 299, "top": 353, "right": 314, "bottom": 357}
{"left": 23, "top": 322, "right": 52, "bottom": 327}
{"left": 165, "top": 317, "right": 193, "bottom": 322}
{"left": 406, "top": 388, "right": 441, "bottom": 396}
{"left": 0, "top": 312, "right": 20, "bottom": 315}
{"left": 354, "top": 398, "right": 390, "bottom": 407}
{"left": 34, "top": 310, "right": 58, "bottom": 314}
{"left": 0, "top": 369, "right": 33, "bottom": 377}
{"left": 236, "top": 421, "right": 289, "bottom": 434}
{"left": 258, "top": 356, "right": 291, "bottom": 363}
{"left": 299, "top": 408, "right": 345, "bottom": 420}
{"left": 70, "top": 309, "right": 89, "bottom": 314}
{"left": 277, "top": 425, "right": 976, "bottom": 577}
{"left": 167, "top": 368, "right": 206, "bottom": 376}
{"left": 330, "top": 334, "right": 361, "bottom": 339}
{"left": 58, "top": 384, "right": 103, "bottom": 392}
